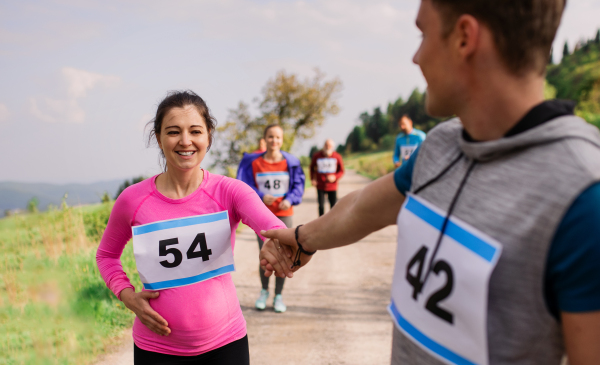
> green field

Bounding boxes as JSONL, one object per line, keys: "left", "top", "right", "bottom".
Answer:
{"left": 0, "top": 203, "right": 140, "bottom": 364}
{"left": 344, "top": 150, "right": 396, "bottom": 180}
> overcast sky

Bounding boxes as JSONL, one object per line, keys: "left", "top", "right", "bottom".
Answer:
{"left": 1, "top": 0, "right": 599, "bottom": 184}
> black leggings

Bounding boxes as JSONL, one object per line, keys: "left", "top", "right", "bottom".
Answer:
{"left": 317, "top": 190, "right": 337, "bottom": 216}
{"left": 134, "top": 335, "right": 249, "bottom": 365}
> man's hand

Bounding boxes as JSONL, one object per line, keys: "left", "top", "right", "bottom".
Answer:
{"left": 260, "top": 228, "right": 314, "bottom": 275}
{"left": 120, "top": 288, "right": 171, "bottom": 336}
{"left": 263, "top": 194, "right": 276, "bottom": 205}
{"left": 311, "top": 179, "right": 317, "bottom": 186}
{"left": 395, "top": 161, "right": 402, "bottom": 168}
{"left": 259, "top": 238, "right": 296, "bottom": 278}
{"left": 326, "top": 175, "right": 337, "bottom": 183}
{"left": 278, "top": 199, "right": 291, "bottom": 211}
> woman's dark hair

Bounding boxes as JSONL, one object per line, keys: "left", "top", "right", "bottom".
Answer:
{"left": 263, "top": 124, "right": 283, "bottom": 138}
{"left": 146, "top": 90, "right": 217, "bottom": 170}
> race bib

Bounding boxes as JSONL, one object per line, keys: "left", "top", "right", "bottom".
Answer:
{"left": 388, "top": 194, "right": 502, "bottom": 365}
{"left": 132, "top": 211, "right": 234, "bottom": 290}
{"left": 317, "top": 158, "right": 337, "bottom": 174}
{"left": 400, "top": 145, "right": 418, "bottom": 160}
{"left": 255, "top": 172, "right": 289, "bottom": 197}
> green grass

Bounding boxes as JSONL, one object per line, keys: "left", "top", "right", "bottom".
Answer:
{"left": 0, "top": 203, "right": 141, "bottom": 364}
{"left": 344, "top": 150, "right": 396, "bottom": 180}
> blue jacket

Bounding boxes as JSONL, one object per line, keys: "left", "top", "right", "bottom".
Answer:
{"left": 236, "top": 151, "right": 305, "bottom": 205}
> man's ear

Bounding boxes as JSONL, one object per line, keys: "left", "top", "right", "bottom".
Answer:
{"left": 453, "top": 14, "right": 480, "bottom": 60}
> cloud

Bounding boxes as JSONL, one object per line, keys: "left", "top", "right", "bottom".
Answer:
{"left": 0, "top": 103, "right": 8, "bottom": 122}
{"left": 30, "top": 67, "right": 120, "bottom": 123}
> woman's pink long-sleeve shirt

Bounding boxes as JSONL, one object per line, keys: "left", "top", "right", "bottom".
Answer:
{"left": 96, "top": 171, "right": 286, "bottom": 356}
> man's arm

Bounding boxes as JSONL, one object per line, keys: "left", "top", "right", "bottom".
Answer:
{"left": 262, "top": 172, "right": 404, "bottom": 254}
{"left": 562, "top": 311, "right": 600, "bottom": 365}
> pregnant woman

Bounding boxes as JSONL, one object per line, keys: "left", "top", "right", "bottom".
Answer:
{"left": 96, "top": 90, "right": 292, "bottom": 364}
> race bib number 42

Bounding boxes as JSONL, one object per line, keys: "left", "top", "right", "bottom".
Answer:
{"left": 317, "top": 158, "right": 337, "bottom": 174}
{"left": 132, "top": 211, "right": 234, "bottom": 290}
{"left": 389, "top": 194, "right": 502, "bottom": 365}
{"left": 255, "top": 172, "right": 289, "bottom": 197}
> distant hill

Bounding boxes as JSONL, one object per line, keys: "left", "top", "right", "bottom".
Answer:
{"left": 0, "top": 179, "right": 123, "bottom": 216}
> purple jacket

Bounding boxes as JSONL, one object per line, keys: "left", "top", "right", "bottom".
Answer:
{"left": 236, "top": 151, "right": 305, "bottom": 205}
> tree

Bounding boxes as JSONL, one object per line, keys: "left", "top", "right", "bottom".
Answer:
{"left": 212, "top": 69, "right": 342, "bottom": 174}
{"left": 548, "top": 47, "right": 554, "bottom": 65}
{"left": 562, "top": 41, "right": 570, "bottom": 58}
{"left": 27, "top": 197, "right": 39, "bottom": 213}
{"left": 595, "top": 29, "right": 600, "bottom": 44}
{"left": 309, "top": 145, "right": 320, "bottom": 158}
{"left": 101, "top": 192, "right": 112, "bottom": 204}
{"left": 115, "top": 176, "right": 145, "bottom": 200}
{"left": 345, "top": 126, "right": 367, "bottom": 153}
{"left": 364, "top": 107, "right": 389, "bottom": 144}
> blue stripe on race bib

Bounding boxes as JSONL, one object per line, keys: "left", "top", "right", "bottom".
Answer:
{"left": 256, "top": 172, "right": 288, "bottom": 177}
{"left": 143, "top": 264, "right": 235, "bottom": 290}
{"left": 404, "top": 197, "right": 498, "bottom": 262}
{"left": 133, "top": 211, "right": 228, "bottom": 236}
{"left": 388, "top": 300, "right": 478, "bottom": 365}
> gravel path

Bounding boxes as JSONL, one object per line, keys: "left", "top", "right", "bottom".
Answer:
{"left": 94, "top": 170, "right": 397, "bottom": 365}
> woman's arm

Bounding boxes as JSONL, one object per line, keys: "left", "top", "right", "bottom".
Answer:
{"left": 95, "top": 191, "right": 171, "bottom": 336}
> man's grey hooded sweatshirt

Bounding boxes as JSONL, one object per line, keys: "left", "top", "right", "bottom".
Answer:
{"left": 392, "top": 115, "right": 600, "bottom": 365}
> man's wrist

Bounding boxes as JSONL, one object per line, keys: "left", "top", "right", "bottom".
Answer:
{"left": 298, "top": 224, "right": 316, "bottom": 252}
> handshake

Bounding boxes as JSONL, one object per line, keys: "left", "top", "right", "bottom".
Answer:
{"left": 258, "top": 226, "right": 316, "bottom": 278}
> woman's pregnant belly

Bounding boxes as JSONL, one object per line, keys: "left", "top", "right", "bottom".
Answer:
{"left": 132, "top": 274, "right": 246, "bottom": 356}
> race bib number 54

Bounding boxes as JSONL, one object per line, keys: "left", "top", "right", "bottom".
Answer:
{"left": 132, "top": 211, "right": 234, "bottom": 290}
{"left": 389, "top": 194, "right": 502, "bottom": 365}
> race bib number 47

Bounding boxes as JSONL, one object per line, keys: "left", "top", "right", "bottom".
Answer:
{"left": 255, "top": 172, "right": 289, "bottom": 197}
{"left": 389, "top": 194, "right": 502, "bottom": 365}
{"left": 132, "top": 211, "right": 234, "bottom": 290}
{"left": 400, "top": 145, "right": 418, "bottom": 160}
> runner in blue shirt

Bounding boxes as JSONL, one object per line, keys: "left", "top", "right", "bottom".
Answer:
{"left": 393, "top": 115, "right": 426, "bottom": 167}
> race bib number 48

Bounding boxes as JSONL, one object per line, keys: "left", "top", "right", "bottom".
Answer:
{"left": 132, "top": 211, "right": 234, "bottom": 290}
{"left": 389, "top": 194, "right": 502, "bottom": 365}
{"left": 255, "top": 172, "right": 289, "bottom": 197}
{"left": 317, "top": 158, "right": 337, "bottom": 174}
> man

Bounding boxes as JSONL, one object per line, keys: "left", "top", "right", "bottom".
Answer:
{"left": 260, "top": 1, "right": 600, "bottom": 364}
{"left": 393, "top": 115, "right": 426, "bottom": 167}
{"left": 252, "top": 138, "right": 267, "bottom": 154}
{"left": 310, "top": 139, "right": 345, "bottom": 216}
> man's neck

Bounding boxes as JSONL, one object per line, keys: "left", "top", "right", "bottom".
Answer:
{"left": 458, "top": 71, "right": 545, "bottom": 141}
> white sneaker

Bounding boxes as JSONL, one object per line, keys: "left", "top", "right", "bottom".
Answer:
{"left": 273, "top": 294, "right": 287, "bottom": 313}
{"left": 255, "top": 289, "right": 268, "bottom": 310}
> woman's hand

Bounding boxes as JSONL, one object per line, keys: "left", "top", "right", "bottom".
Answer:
{"left": 263, "top": 194, "right": 276, "bottom": 205}
{"left": 120, "top": 288, "right": 171, "bottom": 336}
{"left": 259, "top": 238, "right": 295, "bottom": 278}
{"left": 260, "top": 228, "right": 314, "bottom": 276}
{"left": 326, "top": 175, "right": 337, "bottom": 183}
{"left": 278, "top": 199, "right": 291, "bottom": 210}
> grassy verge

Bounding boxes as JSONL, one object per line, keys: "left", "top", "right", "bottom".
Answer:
{"left": 343, "top": 150, "right": 396, "bottom": 180}
{"left": 0, "top": 203, "right": 140, "bottom": 365}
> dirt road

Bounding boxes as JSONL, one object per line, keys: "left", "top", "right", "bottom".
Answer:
{"left": 94, "top": 170, "right": 398, "bottom": 365}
